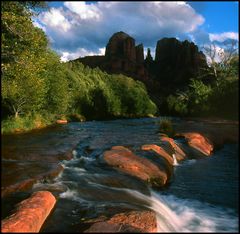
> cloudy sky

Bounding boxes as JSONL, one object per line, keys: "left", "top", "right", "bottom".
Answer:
{"left": 33, "top": 1, "right": 239, "bottom": 62}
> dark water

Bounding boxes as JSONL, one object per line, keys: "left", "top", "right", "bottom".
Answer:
{"left": 1, "top": 118, "right": 239, "bottom": 232}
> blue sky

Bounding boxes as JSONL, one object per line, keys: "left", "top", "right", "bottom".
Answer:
{"left": 34, "top": 1, "right": 239, "bottom": 61}
{"left": 190, "top": 1, "right": 238, "bottom": 32}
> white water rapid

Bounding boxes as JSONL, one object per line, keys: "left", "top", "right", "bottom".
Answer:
{"left": 172, "top": 153, "right": 178, "bottom": 166}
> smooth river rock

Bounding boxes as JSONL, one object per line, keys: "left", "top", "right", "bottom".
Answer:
{"left": 1, "top": 191, "right": 56, "bottom": 233}
{"left": 103, "top": 146, "right": 168, "bottom": 187}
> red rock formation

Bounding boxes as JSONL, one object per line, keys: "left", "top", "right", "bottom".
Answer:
{"left": 155, "top": 38, "right": 208, "bottom": 86}
{"left": 178, "top": 132, "right": 213, "bottom": 156}
{"left": 103, "top": 146, "right": 168, "bottom": 187}
{"left": 76, "top": 31, "right": 148, "bottom": 82}
{"left": 1, "top": 191, "right": 56, "bottom": 233}
{"left": 84, "top": 210, "right": 157, "bottom": 233}
{"left": 136, "top": 44, "right": 144, "bottom": 64}
{"left": 73, "top": 32, "right": 209, "bottom": 111}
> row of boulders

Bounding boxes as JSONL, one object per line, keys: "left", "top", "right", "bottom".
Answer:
{"left": 83, "top": 132, "right": 215, "bottom": 232}
{"left": 0, "top": 132, "right": 218, "bottom": 233}
{"left": 103, "top": 132, "right": 213, "bottom": 188}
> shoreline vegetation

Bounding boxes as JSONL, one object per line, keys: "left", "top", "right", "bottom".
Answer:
{"left": 1, "top": 2, "right": 238, "bottom": 134}
{"left": 1, "top": 112, "right": 157, "bottom": 135}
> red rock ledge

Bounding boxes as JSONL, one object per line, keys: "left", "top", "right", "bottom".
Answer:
{"left": 1, "top": 191, "right": 56, "bottom": 233}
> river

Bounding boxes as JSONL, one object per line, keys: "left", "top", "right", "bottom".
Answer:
{"left": 1, "top": 117, "right": 239, "bottom": 232}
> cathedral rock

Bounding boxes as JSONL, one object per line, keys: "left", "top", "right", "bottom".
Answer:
{"left": 76, "top": 32, "right": 148, "bottom": 82}
{"left": 74, "top": 31, "right": 208, "bottom": 108}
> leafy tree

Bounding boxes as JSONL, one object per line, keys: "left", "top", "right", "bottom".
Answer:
{"left": 43, "top": 51, "right": 69, "bottom": 114}
{"left": 1, "top": 1, "right": 49, "bottom": 118}
{"left": 187, "top": 79, "right": 212, "bottom": 115}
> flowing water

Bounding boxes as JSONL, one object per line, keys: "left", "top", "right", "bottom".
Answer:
{"left": 1, "top": 117, "right": 239, "bottom": 232}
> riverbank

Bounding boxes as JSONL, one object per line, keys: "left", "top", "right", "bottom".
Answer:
{"left": 1, "top": 113, "right": 157, "bottom": 135}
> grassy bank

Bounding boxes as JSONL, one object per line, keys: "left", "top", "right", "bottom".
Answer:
{"left": 1, "top": 113, "right": 56, "bottom": 134}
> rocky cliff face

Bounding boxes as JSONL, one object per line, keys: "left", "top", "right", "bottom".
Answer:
{"left": 154, "top": 38, "right": 208, "bottom": 86}
{"left": 104, "top": 32, "right": 147, "bottom": 79}
{"left": 76, "top": 31, "right": 148, "bottom": 81}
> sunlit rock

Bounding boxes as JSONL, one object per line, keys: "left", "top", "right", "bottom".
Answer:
{"left": 177, "top": 132, "right": 213, "bottom": 156}
{"left": 103, "top": 146, "right": 168, "bottom": 187}
{"left": 1, "top": 191, "right": 56, "bottom": 233}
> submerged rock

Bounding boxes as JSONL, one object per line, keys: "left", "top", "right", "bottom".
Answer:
{"left": 103, "top": 146, "right": 168, "bottom": 187}
{"left": 84, "top": 210, "right": 157, "bottom": 233}
{"left": 2, "top": 164, "right": 64, "bottom": 198}
{"left": 1, "top": 191, "right": 56, "bottom": 233}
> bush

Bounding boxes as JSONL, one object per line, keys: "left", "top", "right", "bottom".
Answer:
{"left": 159, "top": 118, "right": 175, "bottom": 137}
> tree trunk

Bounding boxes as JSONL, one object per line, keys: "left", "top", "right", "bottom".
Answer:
{"left": 15, "top": 111, "right": 19, "bottom": 118}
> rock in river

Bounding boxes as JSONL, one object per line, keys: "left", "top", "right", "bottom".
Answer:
{"left": 103, "top": 146, "right": 168, "bottom": 187}
{"left": 1, "top": 191, "right": 56, "bottom": 233}
{"left": 177, "top": 132, "right": 213, "bottom": 156}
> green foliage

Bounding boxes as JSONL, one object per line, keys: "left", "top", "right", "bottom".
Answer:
{"left": 166, "top": 79, "right": 212, "bottom": 116}
{"left": 1, "top": 112, "right": 55, "bottom": 134}
{"left": 167, "top": 94, "right": 188, "bottom": 116}
{"left": 65, "top": 62, "right": 157, "bottom": 120}
{"left": 187, "top": 79, "right": 212, "bottom": 115}
{"left": 166, "top": 55, "right": 238, "bottom": 119}
{"left": 159, "top": 118, "right": 175, "bottom": 137}
{"left": 42, "top": 51, "right": 69, "bottom": 114}
{"left": 1, "top": 1, "right": 49, "bottom": 117}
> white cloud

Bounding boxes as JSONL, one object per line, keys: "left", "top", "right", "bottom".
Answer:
{"left": 37, "top": 2, "right": 205, "bottom": 58}
{"left": 64, "top": 2, "right": 101, "bottom": 20}
{"left": 39, "top": 7, "right": 71, "bottom": 33}
{"left": 60, "top": 47, "right": 105, "bottom": 62}
{"left": 209, "top": 32, "right": 239, "bottom": 42}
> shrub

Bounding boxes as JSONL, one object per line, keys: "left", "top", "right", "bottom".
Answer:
{"left": 159, "top": 118, "right": 175, "bottom": 137}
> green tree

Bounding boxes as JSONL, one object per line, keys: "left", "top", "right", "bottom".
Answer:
{"left": 1, "top": 1, "right": 49, "bottom": 118}
{"left": 43, "top": 51, "right": 69, "bottom": 114}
